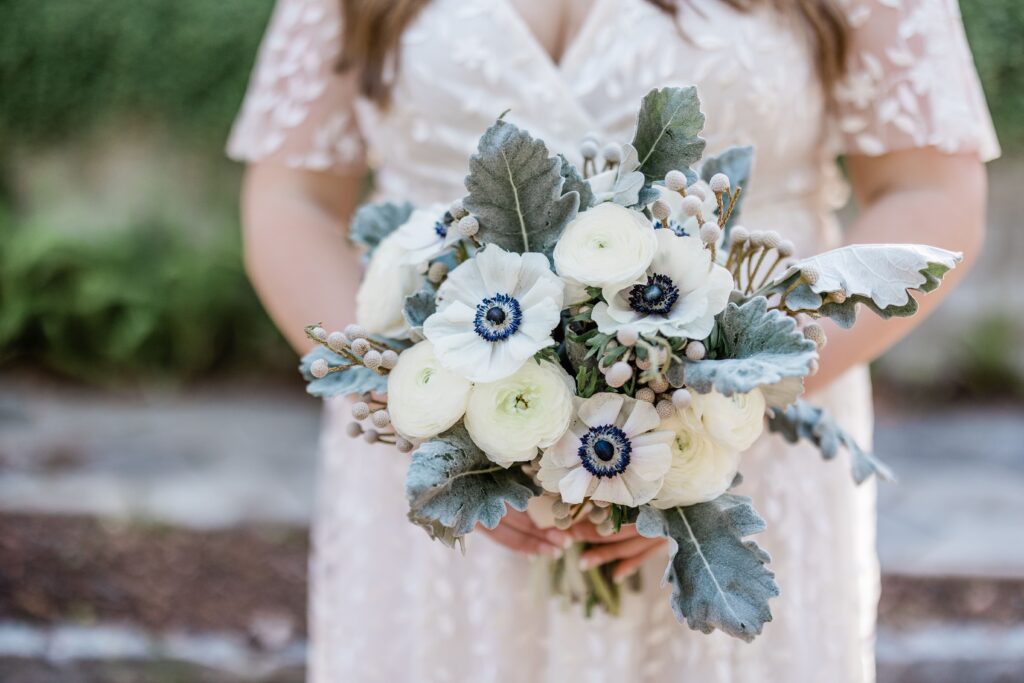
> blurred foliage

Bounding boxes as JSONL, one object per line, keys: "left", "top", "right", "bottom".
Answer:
{"left": 0, "top": 0, "right": 275, "bottom": 147}
{"left": 954, "top": 316, "right": 1024, "bottom": 399}
{"left": 961, "top": 0, "right": 1024, "bottom": 147}
{"left": 0, "top": 207, "right": 292, "bottom": 384}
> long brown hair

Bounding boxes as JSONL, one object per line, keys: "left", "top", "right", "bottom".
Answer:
{"left": 339, "top": 0, "right": 847, "bottom": 107}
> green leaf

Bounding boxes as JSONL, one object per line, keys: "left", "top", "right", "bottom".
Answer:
{"left": 768, "top": 244, "right": 962, "bottom": 328}
{"left": 767, "top": 400, "right": 893, "bottom": 483}
{"left": 637, "top": 495, "right": 779, "bottom": 642}
{"left": 669, "top": 298, "right": 817, "bottom": 397}
{"left": 299, "top": 346, "right": 387, "bottom": 398}
{"left": 700, "top": 145, "right": 754, "bottom": 233}
{"left": 632, "top": 86, "right": 707, "bottom": 185}
{"left": 402, "top": 287, "right": 436, "bottom": 334}
{"left": 349, "top": 201, "right": 414, "bottom": 257}
{"left": 464, "top": 119, "right": 580, "bottom": 257}
{"left": 406, "top": 425, "right": 537, "bottom": 545}
{"left": 558, "top": 154, "right": 595, "bottom": 210}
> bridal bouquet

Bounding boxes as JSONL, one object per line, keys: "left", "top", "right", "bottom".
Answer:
{"left": 300, "top": 87, "right": 959, "bottom": 642}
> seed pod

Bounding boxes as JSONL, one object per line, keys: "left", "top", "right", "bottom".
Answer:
{"left": 665, "top": 169, "right": 688, "bottom": 192}
{"left": 605, "top": 361, "right": 632, "bottom": 388}
{"left": 344, "top": 323, "right": 367, "bottom": 340}
{"left": 327, "top": 331, "right": 347, "bottom": 352}
{"left": 763, "top": 230, "right": 782, "bottom": 249}
{"left": 596, "top": 518, "right": 616, "bottom": 536}
{"left": 427, "top": 261, "right": 449, "bottom": 284}
{"left": 803, "top": 323, "right": 828, "bottom": 349}
{"left": 601, "top": 142, "right": 623, "bottom": 164}
{"left": 310, "top": 358, "right": 329, "bottom": 379}
{"left": 351, "top": 401, "right": 371, "bottom": 420}
{"left": 801, "top": 265, "right": 821, "bottom": 286}
{"left": 363, "top": 429, "right": 379, "bottom": 444}
{"left": 345, "top": 422, "right": 363, "bottom": 438}
{"left": 351, "top": 338, "right": 371, "bottom": 356}
{"left": 457, "top": 215, "right": 479, "bottom": 238}
{"left": 748, "top": 231, "right": 766, "bottom": 248}
{"left": 681, "top": 195, "right": 703, "bottom": 217}
{"left": 311, "top": 326, "right": 327, "bottom": 342}
{"left": 363, "top": 349, "right": 383, "bottom": 369}
{"left": 449, "top": 198, "right": 467, "bottom": 219}
{"left": 672, "top": 388, "right": 692, "bottom": 410}
{"left": 656, "top": 399, "right": 675, "bottom": 419}
{"left": 371, "top": 410, "right": 391, "bottom": 429}
{"left": 686, "top": 183, "right": 707, "bottom": 201}
{"left": 380, "top": 349, "right": 399, "bottom": 369}
{"left": 685, "top": 341, "right": 707, "bottom": 361}
{"left": 554, "top": 515, "right": 574, "bottom": 530}
{"left": 635, "top": 357, "right": 652, "bottom": 371}
{"left": 648, "top": 375, "right": 669, "bottom": 394}
{"left": 709, "top": 173, "right": 730, "bottom": 193}
{"left": 730, "top": 226, "right": 750, "bottom": 244}
{"left": 651, "top": 199, "right": 672, "bottom": 222}
{"left": 579, "top": 139, "right": 599, "bottom": 160}
{"left": 396, "top": 437, "right": 414, "bottom": 453}
{"left": 636, "top": 387, "right": 656, "bottom": 403}
{"left": 700, "top": 222, "right": 722, "bottom": 245}
{"left": 777, "top": 239, "right": 795, "bottom": 258}
{"left": 616, "top": 327, "right": 638, "bottom": 346}
{"left": 588, "top": 505, "right": 611, "bottom": 525}
{"left": 551, "top": 500, "right": 572, "bottom": 518}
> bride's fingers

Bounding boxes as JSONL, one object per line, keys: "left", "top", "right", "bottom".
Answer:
{"left": 567, "top": 521, "right": 640, "bottom": 544}
{"left": 578, "top": 536, "right": 660, "bottom": 569}
{"left": 611, "top": 540, "right": 666, "bottom": 583}
{"left": 481, "top": 522, "right": 563, "bottom": 557}
{"left": 503, "top": 510, "right": 572, "bottom": 547}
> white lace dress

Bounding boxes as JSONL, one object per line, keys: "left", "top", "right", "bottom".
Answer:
{"left": 228, "top": 1, "right": 998, "bottom": 681}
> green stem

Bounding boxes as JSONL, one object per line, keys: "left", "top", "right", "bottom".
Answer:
{"left": 587, "top": 566, "right": 620, "bottom": 617}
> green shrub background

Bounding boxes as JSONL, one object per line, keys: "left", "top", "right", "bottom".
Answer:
{"left": 0, "top": 0, "right": 1020, "bottom": 384}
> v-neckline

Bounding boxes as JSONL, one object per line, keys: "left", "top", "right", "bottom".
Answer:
{"left": 497, "top": 0, "right": 612, "bottom": 74}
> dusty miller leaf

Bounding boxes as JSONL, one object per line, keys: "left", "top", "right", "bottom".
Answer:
{"left": 406, "top": 424, "right": 537, "bottom": 545}
{"left": 632, "top": 86, "right": 707, "bottom": 185}
{"left": 349, "top": 201, "right": 414, "bottom": 257}
{"left": 770, "top": 244, "right": 962, "bottom": 328}
{"left": 464, "top": 119, "right": 580, "bottom": 257}
{"left": 558, "top": 154, "right": 595, "bottom": 210}
{"left": 669, "top": 298, "right": 817, "bottom": 396}
{"left": 700, "top": 145, "right": 754, "bottom": 234}
{"left": 767, "top": 399, "right": 893, "bottom": 484}
{"left": 402, "top": 287, "right": 436, "bottom": 335}
{"left": 637, "top": 495, "right": 779, "bottom": 642}
{"left": 299, "top": 346, "right": 388, "bottom": 398}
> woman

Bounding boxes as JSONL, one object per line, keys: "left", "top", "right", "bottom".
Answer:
{"left": 229, "top": 0, "right": 997, "bottom": 680}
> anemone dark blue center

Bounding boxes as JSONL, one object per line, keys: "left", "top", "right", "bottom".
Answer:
{"left": 653, "top": 218, "right": 688, "bottom": 237}
{"left": 473, "top": 293, "right": 522, "bottom": 342}
{"left": 628, "top": 273, "right": 679, "bottom": 316}
{"left": 434, "top": 220, "right": 448, "bottom": 239}
{"left": 578, "top": 425, "right": 632, "bottom": 478}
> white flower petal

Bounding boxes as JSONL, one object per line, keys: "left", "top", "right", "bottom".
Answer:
{"left": 592, "top": 474, "right": 634, "bottom": 505}
{"left": 618, "top": 470, "right": 663, "bottom": 506}
{"left": 621, "top": 399, "right": 662, "bottom": 437}
{"left": 627, "top": 440, "right": 673, "bottom": 481}
{"left": 577, "top": 393, "right": 624, "bottom": 428}
{"left": 559, "top": 466, "right": 594, "bottom": 504}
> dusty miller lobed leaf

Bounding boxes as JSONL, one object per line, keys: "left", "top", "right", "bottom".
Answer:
{"left": 767, "top": 399, "right": 893, "bottom": 484}
{"left": 768, "top": 244, "right": 962, "bottom": 329}
{"left": 406, "top": 425, "right": 537, "bottom": 545}
{"left": 700, "top": 145, "right": 754, "bottom": 234}
{"left": 637, "top": 495, "right": 779, "bottom": 642}
{"left": 402, "top": 287, "right": 436, "bottom": 335}
{"left": 349, "top": 201, "right": 414, "bottom": 258}
{"left": 558, "top": 154, "right": 595, "bottom": 210}
{"left": 632, "top": 86, "right": 707, "bottom": 186}
{"left": 669, "top": 298, "right": 817, "bottom": 398}
{"left": 464, "top": 119, "right": 580, "bottom": 258}
{"left": 299, "top": 346, "right": 388, "bottom": 398}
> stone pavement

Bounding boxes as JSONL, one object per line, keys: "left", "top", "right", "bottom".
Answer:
{"left": 0, "top": 378, "right": 1022, "bottom": 682}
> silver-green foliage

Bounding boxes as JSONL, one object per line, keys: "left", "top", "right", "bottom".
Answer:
{"left": 637, "top": 495, "right": 779, "bottom": 642}
{"left": 402, "top": 288, "right": 436, "bottom": 335}
{"left": 349, "top": 201, "right": 414, "bottom": 257}
{"left": 558, "top": 154, "right": 595, "bottom": 210}
{"left": 406, "top": 425, "right": 536, "bottom": 546}
{"left": 464, "top": 119, "right": 580, "bottom": 258}
{"left": 767, "top": 399, "right": 893, "bottom": 483}
{"left": 700, "top": 145, "right": 754, "bottom": 232}
{"left": 299, "top": 346, "right": 388, "bottom": 398}
{"left": 632, "top": 86, "right": 707, "bottom": 185}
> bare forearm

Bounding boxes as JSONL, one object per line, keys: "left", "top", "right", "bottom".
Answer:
{"left": 241, "top": 163, "right": 365, "bottom": 353}
{"left": 805, "top": 152, "right": 987, "bottom": 393}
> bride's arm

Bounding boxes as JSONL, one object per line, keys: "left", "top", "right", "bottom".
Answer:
{"left": 804, "top": 148, "right": 988, "bottom": 393}
{"left": 241, "top": 162, "right": 366, "bottom": 353}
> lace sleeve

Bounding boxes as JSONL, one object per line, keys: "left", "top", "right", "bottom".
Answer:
{"left": 832, "top": 0, "right": 1000, "bottom": 161}
{"left": 226, "top": 0, "right": 366, "bottom": 173}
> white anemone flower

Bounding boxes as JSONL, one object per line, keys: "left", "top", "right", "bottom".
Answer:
{"left": 591, "top": 230, "right": 733, "bottom": 339}
{"left": 355, "top": 230, "right": 424, "bottom": 339}
{"left": 538, "top": 393, "right": 673, "bottom": 506}
{"left": 651, "top": 181, "right": 719, "bottom": 237}
{"left": 423, "top": 245, "right": 564, "bottom": 383}
{"left": 393, "top": 203, "right": 453, "bottom": 265}
{"left": 689, "top": 388, "right": 766, "bottom": 451}
{"left": 553, "top": 203, "right": 657, "bottom": 289}
{"left": 651, "top": 410, "right": 741, "bottom": 509}
{"left": 465, "top": 360, "right": 575, "bottom": 467}
{"left": 386, "top": 340, "right": 472, "bottom": 439}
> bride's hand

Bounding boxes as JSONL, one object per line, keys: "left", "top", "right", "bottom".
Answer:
{"left": 480, "top": 510, "right": 571, "bottom": 557}
{"left": 569, "top": 521, "right": 666, "bottom": 583}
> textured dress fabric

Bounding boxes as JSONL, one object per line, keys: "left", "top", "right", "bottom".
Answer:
{"left": 228, "top": 1, "right": 998, "bottom": 681}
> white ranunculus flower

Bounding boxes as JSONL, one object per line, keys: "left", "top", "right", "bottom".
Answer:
{"left": 553, "top": 203, "right": 657, "bottom": 289}
{"left": 465, "top": 360, "right": 575, "bottom": 467}
{"left": 651, "top": 410, "right": 740, "bottom": 509}
{"left": 538, "top": 393, "right": 674, "bottom": 506}
{"left": 591, "top": 230, "right": 733, "bottom": 339}
{"left": 689, "top": 388, "right": 767, "bottom": 452}
{"left": 386, "top": 340, "right": 472, "bottom": 439}
{"left": 393, "top": 203, "right": 450, "bottom": 265}
{"left": 355, "top": 230, "right": 424, "bottom": 339}
{"left": 651, "top": 181, "right": 719, "bottom": 237}
{"left": 423, "top": 245, "right": 564, "bottom": 383}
